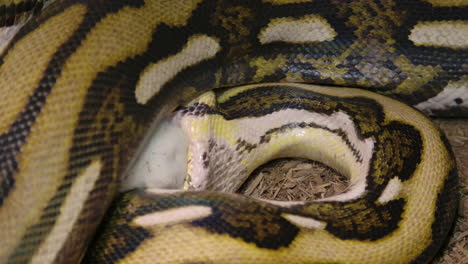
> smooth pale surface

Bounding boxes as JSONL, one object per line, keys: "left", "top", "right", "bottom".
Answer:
{"left": 121, "top": 119, "right": 188, "bottom": 191}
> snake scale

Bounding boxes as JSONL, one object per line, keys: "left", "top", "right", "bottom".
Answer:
{"left": 0, "top": 0, "right": 466, "bottom": 263}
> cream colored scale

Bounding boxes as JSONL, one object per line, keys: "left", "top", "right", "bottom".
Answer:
{"left": 0, "top": 0, "right": 463, "bottom": 263}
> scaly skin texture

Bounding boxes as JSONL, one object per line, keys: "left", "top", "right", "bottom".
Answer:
{"left": 0, "top": 0, "right": 464, "bottom": 263}
{"left": 85, "top": 84, "right": 458, "bottom": 263}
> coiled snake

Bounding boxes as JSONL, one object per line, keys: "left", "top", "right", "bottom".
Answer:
{"left": 0, "top": 0, "right": 466, "bottom": 263}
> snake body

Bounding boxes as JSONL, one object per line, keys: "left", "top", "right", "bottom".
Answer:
{"left": 0, "top": 0, "right": 465, "bottom": 263}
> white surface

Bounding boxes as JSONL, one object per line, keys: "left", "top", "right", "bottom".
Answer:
{"left": 121, "top": 118, "right": 188, "bottom": 191}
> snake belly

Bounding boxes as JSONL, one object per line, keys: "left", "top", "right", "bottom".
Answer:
{"left": 0, "top": 0, "right": 465, "bottom": 263}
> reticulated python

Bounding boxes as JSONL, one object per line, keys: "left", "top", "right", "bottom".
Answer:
{"left": 0, "top": 0, "right": 465, "bottom": 263}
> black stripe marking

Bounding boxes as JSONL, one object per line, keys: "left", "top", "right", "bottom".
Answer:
{"left": 410, "top": 134, "right": 458, "bottom": 263}
{"left": 5, "top": 1, "right": 148, "bottom": 262}
{"left": 81, "top": 192, "right": 153, "bottom": 263}
{"left": 0, "top": 0, "right": 142, "bottom": 206}
{"left": 410, "top": 167, "right": 458, "bottom": 264}
{"left": 391, "top": 0, "right": 468, "bottom": 104}
{"left": 176, "top": 84, "right": 424, "bottom": 242}
{"left": 259, "top": 121, "right": 365, "bottom": 163}
{"left": 307, "top": 198, "right": 406, "bottom": 241}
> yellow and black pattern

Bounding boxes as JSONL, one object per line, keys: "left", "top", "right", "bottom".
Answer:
{"left": 0, "top": 0, "right": 465, "bottom": 263}
{"left": 83, "top": 84, "right": 457, "bottom": 263}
